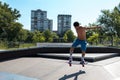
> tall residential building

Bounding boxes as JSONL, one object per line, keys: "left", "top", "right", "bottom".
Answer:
{"left": 57, "top": 14, "right": 72, "bottom": 36}
{"left": 31, "top": 9, "right": 53, "bottom": 32}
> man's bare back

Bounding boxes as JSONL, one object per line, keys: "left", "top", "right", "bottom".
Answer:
{"left": 75, "top": 26, "right": 86, "bottom": 40}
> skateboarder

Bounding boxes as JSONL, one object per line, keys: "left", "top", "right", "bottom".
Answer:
{"left": 69, "top": 21, "right": 101, "bottom": 67}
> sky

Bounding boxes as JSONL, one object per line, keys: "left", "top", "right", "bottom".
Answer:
{"left": 1, "top": 0, "right": 120, "bottom": 34}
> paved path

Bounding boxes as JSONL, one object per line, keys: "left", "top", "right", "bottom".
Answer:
{"left": 0, "top": 57, "right": 120, "bottom": 80}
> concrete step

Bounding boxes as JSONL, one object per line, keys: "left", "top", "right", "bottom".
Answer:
{"left": 37, "top": 53, "right": 119, "bottom": 62}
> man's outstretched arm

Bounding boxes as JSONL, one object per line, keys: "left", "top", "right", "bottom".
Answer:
{"left": 85, "top": 25, "right": 101, "bottom": 30}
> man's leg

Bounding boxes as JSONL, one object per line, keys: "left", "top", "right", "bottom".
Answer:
{"left": 69, "top": 38, "right": 79, "bottom": 66}
{"left": 81, "top": 51, "right": 85, "bottom": 62}
{"left": 80, "top": 40, "right": 87, "bottom": 63}
{"left": 70, "top": 38, "right": 79, "bottom": 52}
{"left": 80, "top": 51, "right": 86, "bottom": 67}
{"left": 69, "top": 47, "right": 74, "bottom": 61}
{"left": 70, "top": 47, "right": 74, "bottom": 53}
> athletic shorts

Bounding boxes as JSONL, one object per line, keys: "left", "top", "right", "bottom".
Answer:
{"left": 72, "top": 38, "right": 87, "bottom": 52}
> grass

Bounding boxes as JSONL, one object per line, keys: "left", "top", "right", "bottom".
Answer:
{"left": 19, "top": 43, "right": 36, "bottom": 48}
{"left": 0, "top": 43, "right": 36, "bottom": 50}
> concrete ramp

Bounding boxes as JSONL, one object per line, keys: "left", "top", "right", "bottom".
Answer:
{"left": 104, "top": 59, "right": 120, "bottom": 80}
{"left": 0, "top": 57, "right": 120, "bottom": 80}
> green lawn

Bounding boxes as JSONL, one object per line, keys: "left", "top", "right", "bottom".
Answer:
{"left": 0, "top": 43, "right": 36, "bottom": 50}
{"left": 19, "top": 43, "right": 36, "bottom": 48}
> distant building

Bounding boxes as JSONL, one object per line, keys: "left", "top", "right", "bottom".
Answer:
{"left": 57, "top": 14, "right": 72, "bottom": 36}
{"left": 31, "top": 9, "right": 53, "bottom": 32}
{"left": 53, "top": 30, "right": 58, "bottom": 34}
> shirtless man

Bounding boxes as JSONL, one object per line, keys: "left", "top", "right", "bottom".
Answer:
{"left": 69, "top": 21, "right": 101, "bottom": 66}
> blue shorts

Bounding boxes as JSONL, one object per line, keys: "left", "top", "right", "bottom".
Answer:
{"left": 72, "top": 38, "right": 87, "bottom": 52}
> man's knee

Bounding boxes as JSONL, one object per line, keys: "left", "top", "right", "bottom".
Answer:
{"left": 70, "top": 47, "right": 74, "bottom": 53}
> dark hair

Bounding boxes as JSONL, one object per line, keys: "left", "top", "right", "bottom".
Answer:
{"left": 73, "top": 22, "right": 79, "bottom": 27}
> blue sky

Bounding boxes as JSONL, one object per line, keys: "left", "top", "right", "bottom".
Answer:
{"left": 1, "top": 0, "right": 120, "bottom": 33}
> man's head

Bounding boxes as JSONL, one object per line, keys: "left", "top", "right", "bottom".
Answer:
{"left": 73, "top": 22, "right": 79, "bottom": 27}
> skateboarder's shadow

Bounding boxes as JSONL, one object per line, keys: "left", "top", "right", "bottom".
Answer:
{"left": 59, "top": 70, "right": 85, "bottom": 80}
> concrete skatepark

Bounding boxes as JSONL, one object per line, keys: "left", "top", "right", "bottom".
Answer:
{"left": 0, "top": 43, "right": 120, "bottom": 80}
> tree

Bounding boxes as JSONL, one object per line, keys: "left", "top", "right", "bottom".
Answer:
{"left": 0, "top": 1, "right": 21, "bottom": 27}
{"left": 52, "top": 32, "right": 59, "bottom": 40}
{"left": 98, "top": 3, "right": 120, "bottom": 37}
{"left": 25, "top": 30, "right": 34, "bottom": 43}
{"left": 97, "top": 3, "right": 120, "bottom": 46}
{"left": 0, "top": 1, "right": 21, "bottom": 41}
{"left": 111, "top": 5, "right": 120, "bottom": 37}
{"left": 43, "top": 30, "right": 53, "bottom": 42}
{"left": 63, "top": 30, "right": 76, "bottom": 42}
{"left": 87, "top": 33, "right": 99, "bottom": 45}
{"left": 32, "top": 30, "right": 45, "bottom": 42}
{"left": 18, "top": 29, "right": 28, "bottom": 42}
{"left": 63, "top": 34, "right": 67, "bottom": 42}
{"left": 6, "top": 22, "right": 23, "bottom": 41}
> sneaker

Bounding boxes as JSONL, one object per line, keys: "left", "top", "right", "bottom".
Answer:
{"left": 80, "top": 60, "right": 85, "bottom": 65}
{"left": 80, "top": 60, "right": 85, "bottom": 67}
{"left": 69, "top": 57, "right": 72, "bottom": 63}
{"left": 69, "top": 56, "right": 72, "bottom": 66}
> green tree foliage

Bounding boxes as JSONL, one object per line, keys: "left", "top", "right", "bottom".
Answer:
{"left": 18, "top": 29, "right": 28, "bottom": 42}
{"left": 63, "top": 34, "right": 67, "bottom": 42}
{"left": 97, "top": 3, "right": 120, "bottom": 46}
{"left": 43, "top": 30, "right": 53, "bottom": 42}
{"left": 87, "top": 33, "right": 99, "bottom": 45}
{"left": 0, "top": 1, "right": 21, "bottom": 28}
{"left": 0, "top": 1, "right": 22, "bottom": 41}
{"left": 52, "top": 32, "right": 59, "bottom": 39}
{"left": 111, "top": 5, "right": 120, "bottom": 37}
{"left": 63, "top": 30, "right": 76, "bottom": 42}
{"left": 97, "top": 3, "right": 120, "bottom": 38}
{"left": 25, "top": 30, "right": 34, "bottom": 43}
{"left": 32, "top": 30, "right": 45, "bottom": 42}
{"left": 6, "top": 22, "right": 23, "bottom": 41}
{"left": 86, "top": 30, "right": 93, "bottom": 39}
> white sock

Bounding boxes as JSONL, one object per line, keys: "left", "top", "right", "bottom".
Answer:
{"left": 81, "top": 57, "right": 84, "bottom": 61}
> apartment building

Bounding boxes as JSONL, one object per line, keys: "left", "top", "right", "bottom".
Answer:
{"left": 31, "top": 9, "right": 53, "bottom": 32}
{"left": 57, "top": 14, "right": 72, "bottom": 36}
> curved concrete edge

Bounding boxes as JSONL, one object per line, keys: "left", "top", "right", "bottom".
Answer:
{"left": 0, "top": 47, "right": 119, "bottom": 61}
{"left": 36, "top": 53, "right": 119, "bottom": 62}
{"left": 94, "top": 53, "right": 119, "bottom": 62}
{"left": 34, "top": 53, "right": 94, "bottom": 62}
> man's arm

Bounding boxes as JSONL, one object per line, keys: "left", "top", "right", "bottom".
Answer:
{"left": 85, "top": 25, "right": 101, "bottom": 30}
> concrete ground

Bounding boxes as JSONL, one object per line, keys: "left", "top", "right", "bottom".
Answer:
{"left": 0, "top": 56, "right": 120, "bottom": 80}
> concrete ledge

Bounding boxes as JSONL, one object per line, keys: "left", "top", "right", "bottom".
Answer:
{"left": 0, "top": 47, "right": 120, "bottom": 61}
{"left": 33, "top": 47, "right": 120, "bottom": 53}
{"left": 0, "top": 48, "right": 39, "bottom": 61}
{"left": 36, "top": 53, "right": 94, "bottom": 62}
{"left": 37, "top": 53, "right": 119, "bottom": 62}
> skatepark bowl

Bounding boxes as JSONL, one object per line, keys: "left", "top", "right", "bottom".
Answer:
{"left": 0, "top": 44, "right": 120, "bottom": 80}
